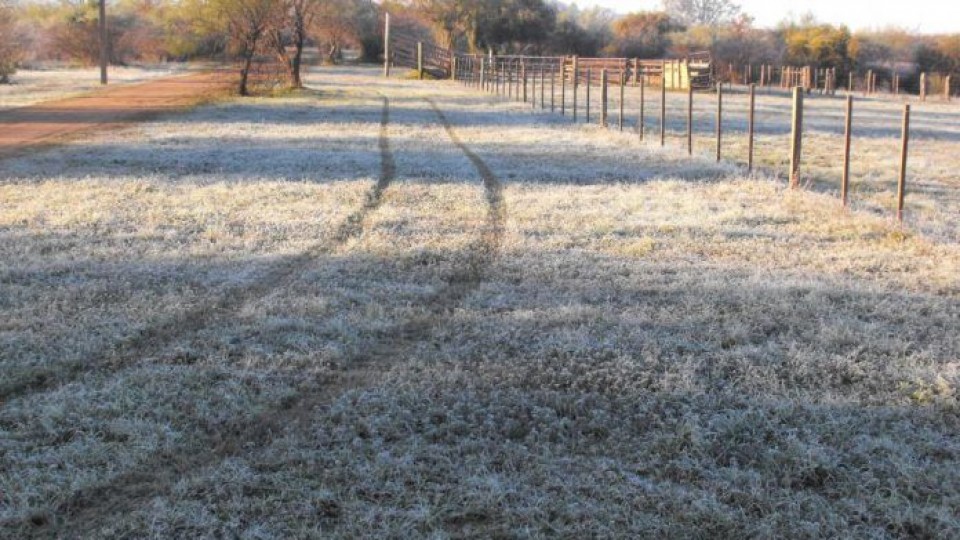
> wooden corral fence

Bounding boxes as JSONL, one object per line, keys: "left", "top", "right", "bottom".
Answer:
{"left": 390, "top": 31, "right": 452, "bottom": 79}
{"left": 385, "top": 24, "right": 714, "bottom": 89}
{"left": 716, "top": 62, "right": 957, "bottom": 101}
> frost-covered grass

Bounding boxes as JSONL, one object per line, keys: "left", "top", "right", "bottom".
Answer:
{"left": 559, "top": 81, "right": 960, "bottom": 243}
{"left": 0, "top": 64, "right": 190, "bottom": 111}
{"left": 1, "top": 66, "right": 958, "bottom": 538}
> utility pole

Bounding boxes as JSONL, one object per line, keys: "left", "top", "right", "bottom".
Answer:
{"left": 99, "top": 0, "right": 108, "bottom": 84}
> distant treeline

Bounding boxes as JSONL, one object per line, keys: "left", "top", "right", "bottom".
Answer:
{"left": 1, "top": 0, "right": 958, "bottom": 93}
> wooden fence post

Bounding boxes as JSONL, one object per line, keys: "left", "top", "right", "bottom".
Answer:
{"left": 515, "top": 61, "right": 520, "bottom": 99}
{"left": 715, "top": 83, "right": 722, "bottom": 162}
{"left": 600, "top": 69, "right": 608, "bottom": 126}
{"left": 748, "top": 83, "right": 755, "bottom": 172}
{"left": 920, "top": 72, "right": 927, "bottom": 102}
{"left": 541, "top": 66, "right": 546, "bottom": 108}
{"left": 619, "top": 72, "right": 625, "bottom": 131}
{"left": 383, "top": 13, "right": 391, "bottom": 77}
{"left": 945, "top": 75, "right": 951, "bottom": 101}
{"left": 531, "top": 63, "right": 537, "bottom": 108}
{"left": 789, "top": 86, "right": 804, "bottom": 188}
{"left": 639, "top": 74, "right": 645, "bottom": 141}
{"left": 842, "top": 95, "right": 853, "bottom": 207}
{"left": 517, "top": 60, "right": 523, "bottom": 98}
{"left": 687, "top": 84, "right": 693, "bottom": 155}
{"left": 573, "top": 56, "right": 579, "bottom": 121}
{"left": 499, "top": 60, "right": 504, "bottom": 94}
{"left": 586, "top": 68, "right": 592, "bottom": 123}
{"left": 522, "top": 61, "right": 527, "bottom": 103}
{"left": 560, "top": 62, "right": 566, "bottom": 115}
{"left": 484, "top": 58, "right": 489, "bottom": 90}
{"left": 550, "top": 64, "right": 555, "bottom": 112}
{"left": 489, "top": 58, "right": 494, "bottom": 91}
{"left": 660, "top": 62, "right": 666, "bottom": 147}
{"left": 517, "top": 61, "right": 522, "bottom": 100}
{"left": 417, "top": 42, "right": 423, "bottom": 80}
{"left": 898, "top": 104, "right": 910, "bottom": 223}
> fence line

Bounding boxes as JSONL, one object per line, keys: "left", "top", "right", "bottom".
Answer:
{"left": 385, "top": 27, "right": 929, "bottom": 224}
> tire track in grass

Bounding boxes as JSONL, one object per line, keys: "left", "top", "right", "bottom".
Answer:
{"left": 23, "top": 96, "right": 506, "bottom": 539}
{"left": 0, "top": 95, "right": 396, "bottom": 404}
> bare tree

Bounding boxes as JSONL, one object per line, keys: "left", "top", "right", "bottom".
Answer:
{"left": 662, "top": 0, "right": 739, "bottom": 27}
{"left": 269, "top": 0, "right": 319, "bottom": 88}
{"left": 312, "top": 0, "right": 370, "bottom": 65}
{"left": 411, "top": 0, "right": 462, "bottom": 50}
{"left": 214, "top": 0, "right": 285, "bottom": 95}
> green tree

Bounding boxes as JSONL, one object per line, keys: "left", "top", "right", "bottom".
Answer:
{"left": 778, "top": 15, "right": 852, "bottom": 70}
{"left": 478, "top": 0, "right": 555, "bottom": 53}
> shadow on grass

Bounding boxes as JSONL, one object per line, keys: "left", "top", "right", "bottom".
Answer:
{"left": 1, "top": 241, "right": 958, "bottom": 536}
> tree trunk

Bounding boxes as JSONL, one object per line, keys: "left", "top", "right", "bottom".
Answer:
{"left": 467, "top": 22, "right": 479, "bottom": 54}
{"left": 290, "top": 15, "right": 305, "bottom": 88}
{"left": 239, "top": 52, "right": 254, "bottom": 96}
{"left": 291, "top": 40, "right": 303, "bottom": 88}
{"left": 272, "top": 31, "right": 294, "bottom": 86}
{"left": 327, "top": 43, "right": 341, "bottom": 65}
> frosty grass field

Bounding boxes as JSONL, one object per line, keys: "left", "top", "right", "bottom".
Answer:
{"left": 0, "top": 65, "right": 958, "bottom": 537}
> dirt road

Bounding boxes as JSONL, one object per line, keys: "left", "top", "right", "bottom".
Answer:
{"left": 0, "top": 71, "right": 231, "bottom": 158}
